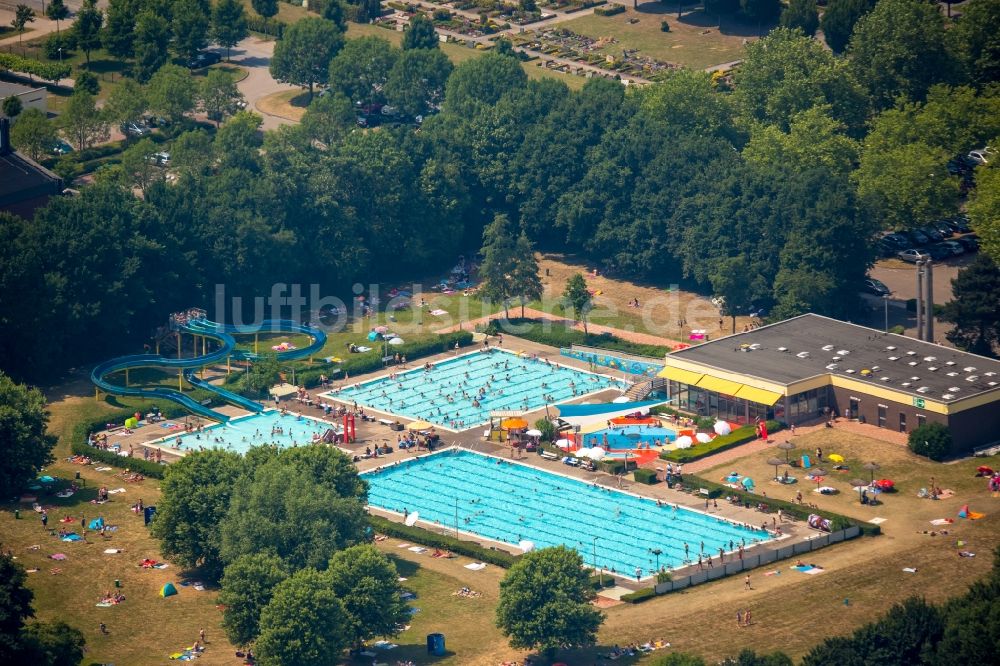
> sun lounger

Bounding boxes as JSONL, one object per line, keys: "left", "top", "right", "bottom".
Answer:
{"left": 540, "top": 451, "right": 559, "bottom": 460}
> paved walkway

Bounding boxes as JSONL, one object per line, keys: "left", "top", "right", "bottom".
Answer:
{"left": 434, "top": 306, "right": 685, "bottom": 349}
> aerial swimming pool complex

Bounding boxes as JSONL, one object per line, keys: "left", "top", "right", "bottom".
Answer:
{"left": 153, "top": 411, "right": 340, "bottom": 455}
{"left": 364, "top": 449, "right": 773, "bottom": 578}
{"left": 327, "top": 349, "right": 624, "bottom": 430}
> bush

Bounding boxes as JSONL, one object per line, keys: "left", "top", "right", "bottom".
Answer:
{"left": 660, "top": 19, "right": 670, "bottom": 31}
{"left": 633, "top": 467, "right": 658, "bottom": 484}
{"left": 588, "top": 573, "right": 615, "bottom": 589}
{"left": 44, "top": 31, "right": 76, "bottom": 60}
{"left": 908, "top": 422, "right": 952, "bottom": 461}
{"left": 621, "top": 587, "right": 657, "bottom": 603}
{"left": 0, "top": 53, "right": 72, "bottom": 81}
{"left": 487, "top": 318, "right": 671, "bottom": 359}
{"left": 594, "top": 3, "right": 625, "bottom": 14}
{"left": 660, "top": 420, "right": 783, "bottom": 463}
{"left": 599, "top": 458, "right": 637, "bottom": 474}
{"left": 246, "top": 15, "right": 285, "bottom": 38}
{"left": 368, "top": 515, "right": 519, "bottom": 567}
{"left": 534, "top": 418, "right": 555, "bottom": 442}
{"left": 71, "top": 440, "right": 168, "bottom": 478}
{"left": 75, "top": 71, "right": 100, "bottom": 95}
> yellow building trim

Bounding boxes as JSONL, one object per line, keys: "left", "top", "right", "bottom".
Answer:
{"left": 696, "top": 375, "right": 744, "bottom": 396}
{"left": 948, "top": 388, "right": 1000, "bottom": 413}
{"left": 657, "top": 366, "right": 704, "bottom": 385}
{"left": 734, "top": 385, "right": 782, "bottom": 406}
{"left": 662, "top": 358, "right": 787, "bottom": 394}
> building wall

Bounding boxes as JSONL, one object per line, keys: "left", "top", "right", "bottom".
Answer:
{"left": 948, "top": 402, "right": 1000, "bottom": 452}
{"left": 1, "top": 87, "right": 47, "bottom": 117}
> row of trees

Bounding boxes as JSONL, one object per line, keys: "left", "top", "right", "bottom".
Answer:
{"left": 151, "top": 446, "right": 409, "bottom": 664}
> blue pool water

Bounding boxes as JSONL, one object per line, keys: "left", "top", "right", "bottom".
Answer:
{"left": 155, "top": 411, "right": 340, "bottom": 455}
{"left": 584, "top": 426, "right": 677, "bottom": 450}
{"left": 329, "top": 350, "right": 623, "bottom": 430}
{"left": 364, "top": 449, "right": 772, "bottom": 577}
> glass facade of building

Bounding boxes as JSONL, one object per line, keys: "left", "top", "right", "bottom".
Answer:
{"left": 667, "top": 380, "right": 834, "bottom": 425}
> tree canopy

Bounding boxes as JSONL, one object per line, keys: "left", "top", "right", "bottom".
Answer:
{"left": 940, "top": 254, "right": 1000, "bottom": 357}
{"left": 270, "top": 17, "right": 344, "bottom": 98}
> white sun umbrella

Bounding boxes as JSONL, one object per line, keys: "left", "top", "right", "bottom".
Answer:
{"left": 518, "top": 539, "right": 535, "bottom": 553}
{"left": 525, "top": 429, "right": 543, "bottom": 437}
{"left": 695, "top": 432, "right": 712, "bottom": 444}
{"left": 612, "top": 395, "right": 630, "bottom": 403}
{"left": 588, "top": 447, "right": 607, "bottom": 461}
{"left": 675, "top": 435, "right": 694, "bottom": 448}
{"left": 713, "top": 421, "right": 732, "bottom": 436}
{"left": 554, "top": 438, "right": 573, "bottom": 449}
{"left": 388, "top": 337, "right": 405, "bottom": 346}
{"left": 404, "top": 511, "right": 419, "bottom": 527}
{"left": 575, "top": 447, "right": 593, "bottom": 458}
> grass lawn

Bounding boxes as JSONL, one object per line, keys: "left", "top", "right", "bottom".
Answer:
{"left": 557, "top": 6, "right": 759, "bottom": 70}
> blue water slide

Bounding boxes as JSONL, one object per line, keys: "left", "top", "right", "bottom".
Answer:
{"left": 91, "top": 318, "right": 328, "bottom": 422}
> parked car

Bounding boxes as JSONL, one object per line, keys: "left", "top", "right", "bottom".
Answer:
{"left": 907, "top": 230, "right": 930, "bottom": 246}
{"left": 932, "top": 221, "right": 953, "bottom": 238}
{"left": 956, "top": 235, "right": 979, "bottom": 252}
{"left": 51, "top": 139, "right": 73, "bottom": 155}
{"left": 876, "top": 240, "right": 898, "bottom": 258}
{"left": 968, "top": 147, "right": 995, "bottom": 165}
{"left": 945, "top": 216, "right": 971, "bottom": 234}
{"left": 187, "top": 51, "right": 222, "bottom": 69}
{"left": 152, "top": 151, "right": 170, "bottom": 166}
{"left": 920, "top": 226, "right": 945, "bottom": 243}
{"left": 881, "top": 233, "right": 909, "bottom": 250}
{"left": 863, "top": 278, "right": 891, "bottom": 296}
{"left": 898, "top": 249, "right": 930, "bottom": 263}
{"left": 925, "top": 244, "right": 952, "bottom": 261}
{"left": 120, "top": 122, "right": 149, "bottom": 137}
{"left": 937, "top": 240, "right": 965, "bottom": 256}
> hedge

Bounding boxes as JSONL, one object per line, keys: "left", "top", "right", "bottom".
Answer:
{"left": 599, "top": 458, "right": 638, "bottom": 475}
{"left": 659, "top": 420, "right": 783, "bottom": 463}
{"left": 594, "top": 4, "right": 625, "bottom": 15}
{"left": 246, "top": 15, "right": 285, "bottom": 38}
{"left": 621, "top": 587, "right": 657, "bottom": 603}
{"left": 369, "top": 515, "right": 519, "bottom": 567}
{"left": 482, "top": 318, "right": 671, "bottom": 359}
{"left": 687, "top": 475, "right": 880, "bottom": 537}
{"left": 633, "top": 468, "right": 658, "bottom": 484}
{"left": 0, "top": 53, "right": 71, "bottom": 81}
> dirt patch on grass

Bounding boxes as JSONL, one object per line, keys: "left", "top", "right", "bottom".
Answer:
{"left": 255, "top": 89, "right": 311, "bottom": 121}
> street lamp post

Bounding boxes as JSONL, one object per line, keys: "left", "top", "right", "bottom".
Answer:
{"left": 593, "top": 536, "right": 602, "bottom": 587}
{"left": 882, "top": 293, "right": 890, "bottom": 333}
{"left": 650, "top": 548, "right": 662, "bottom": 575}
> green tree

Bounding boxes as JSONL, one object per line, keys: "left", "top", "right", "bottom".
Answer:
{"left": 172, "top": 0, "right": 210, "bottom": 60}
{"left": 950, "top": 0, "right": 1000, "bottom": 85}
{"left": 384, "top": 47, "right": 452, "bottom": 117}
{"left": 444, "top": 51, "right": 527, "bottom": 116}
{"left": 74, "top": 70, "right": 100, "bottom": 95}
{"left": 321, "top": 0, "right": 346, "bottom": 30}
{"left": 561, "top": 272, "right": 593, "bottom": 335}
{"left": 908, "top": 422, "right": 953, "bottom": 461}
{"left": 512, "top": 232, "right": 542, "bottom": 318}
{"left": 478, "top": 213, "right": 518, "bottom": 318}
{"left": 213, "top": 110, "right": 262, "bottom": 170}
{"left": 73, "top": 0, "right": 103, "bottom": 67}
{"left": 848, "top": 0, "right": 959, "bottom": 109}
{"left": 212, "top": 0, "right": 248, "bottom": 61}
{"left": 969, "top": 167, "right": 1000, "bottom": 263}
{"left": 133, "top": 11, "right": 171, "bottom": 82}
{"left": 17, "top": 622, "right": 86, "bottom": 666}
{"left": 648, "top": 655, "right": 707, "bottom": 666}
{"left": 779, "top": 0, "right": 818, "bottom": 37}
{"left": 302, "top": 91, "right": 354, "bottom": 146}
{"left": 327, "top": 544, "right": 409, "bottom": 650}
{"left": 0, "top": 551, "right": 34, "bottom": 663}
{"left": 252, "top": 0, "right": 278, "bottom": 19}
{"left": 820, "top": 0, "right": 871, "bottom": 53}
{"left": 11, "top": 5, "right": 35, "bottom": 51}
{"left": 327, "top": 36, "right": 399, "bottom": 109}
{"left": 940, "top": 254, "right": 1000, "bottom": 357}
{"left": 9, "top": 108, "right": 56, "bottom": 160}
{"left": 45, "top": 0, "right": 70, "bottom": 36}
{"left": 104, "top": 78, "right": 147, "bottom": 132}
{"left": 200, "top": 68, "right": 244, "bottom": 125}
{"left": 146, "top": 63, "right": 197, "bottom": 124}
{"left": 150, "top": 449, "right": 245, "bottom": 581}
{"left": 219, "top": 553, "right": 289, "bottom": 646}
{"left": 169, "top": 128, "right": 214, "bottom": 177}
{"left": 2, "top": 95, "right": 22, "bottom": 119}
{"left": 711, "top": 256, "right": 764, "bottom": 333}
{"left": 58, "top": 89, "right": 109, "bottom": 151}
{"left": 270, "top": 17, "right": 343, "bottom": 100}
{"left": 496, "top": 546, "right": 603, "bottom": 660}
{"left": 740, "top": 0, "right": 781, "bottom": 22}
{"left": 119, "top": 137, "right": 162, "bottom": 194}
{"left": 402, "top": 13, "right": 438, "bottom": 50}
{"left": 238, "top": 349, "right": 279, "bottom": 393}
{"left": 101, "top": 0, "right": 137, "bottom": 58}
{"left": 0, "top": 373, "right": 56, "bottom": 503}
{"left": 255, "top": 569, "right": 349, "bottom": 666}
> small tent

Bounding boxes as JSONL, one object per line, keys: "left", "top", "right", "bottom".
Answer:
{"left": 88, "top": 517, "right": 104, "bottom": 530}
{"left": 160, "top": 582, "right": 178, "bottom": 598}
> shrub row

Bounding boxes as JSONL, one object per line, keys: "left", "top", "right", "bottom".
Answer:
{"left": 687, "top": 475, "right": 880, "bottom": 537}
{"left": 70, "top": 440, "right": 168, "bottom": 479}
{"left": 633, "top": 468, "right": 658, "bottom": 484}
{"left": 659, "top": 420, "right": 783, "bottom": 463}
{"left": 594, "top": 3, "right": 625, "bottom": 15}
{"left": 620, "top": 587, "right": 657, "bottom": 603}
{"left": 246, "top": 15, "right": 285, "bottom": 38}
{"left": 588, "top": 573, "right": 616, "bottom": 589}
{"left": 484, "top": 318, "right": 671, "bottom": 359}
{"left": 0, "top": 52, "right": 71, "bottom": 81}
{"left": 368, "top": 515, "right": 519, "bottom": 567}
{"left": 598, "top": 458, "right": 638, "bottom": 475}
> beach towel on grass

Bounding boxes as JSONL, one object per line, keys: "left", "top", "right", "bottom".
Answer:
{"left": 407, "top": 546, "right": 427, "bottom": 553}
{"left": 61, "top": 533, "right": 82, "bottom": 542}
{"left": 464, "top": 562, "right": 487, "bottom": 571}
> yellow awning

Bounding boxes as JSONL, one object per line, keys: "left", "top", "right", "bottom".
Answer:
{"left": 735, "top": 385, "right": 782, "bottom": 406}
{"left": 657, "top": 366, "right": 704, "bottom": 385}
{"left": 695, "top": 375, "right": 744, "bottom": 396}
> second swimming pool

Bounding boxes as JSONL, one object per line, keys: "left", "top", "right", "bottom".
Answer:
{"left": 328, "top": 349, "right": 624, "bottom": 430}
{"left": 154, "top": 411, "right": 341, "bottom": 455}
{"left": 364, "top": 449, "right": 773, "bottom": 578}
{"left": 583, "top": 426, "right": 678, "bottom": 450}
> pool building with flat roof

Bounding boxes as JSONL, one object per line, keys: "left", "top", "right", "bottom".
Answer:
{"left": 658, "top": 314, "right": 1000, "bottom": 454}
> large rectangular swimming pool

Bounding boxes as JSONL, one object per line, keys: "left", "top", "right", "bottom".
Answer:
{"left": 327, "top": 349, "right": 624, "bottom": 430}
{"left": 363, "top": 449, "right": 774, "bottom": 579}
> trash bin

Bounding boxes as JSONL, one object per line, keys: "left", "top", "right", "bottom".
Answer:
{"left": 426, "top": 633, "right": 445, "bottom": 656}
{"left": 114, "top": 579, "right": 121, "bottom": 588}
{"left": 75, "top": 471, "right": 81, "bottom": 480}
{"left": 14, "top": 509, "right": 19, "bottom": 519}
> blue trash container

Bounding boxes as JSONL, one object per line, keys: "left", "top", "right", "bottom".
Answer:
{"left": 426, "top": 633, "right": 445, "bottom": 656}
